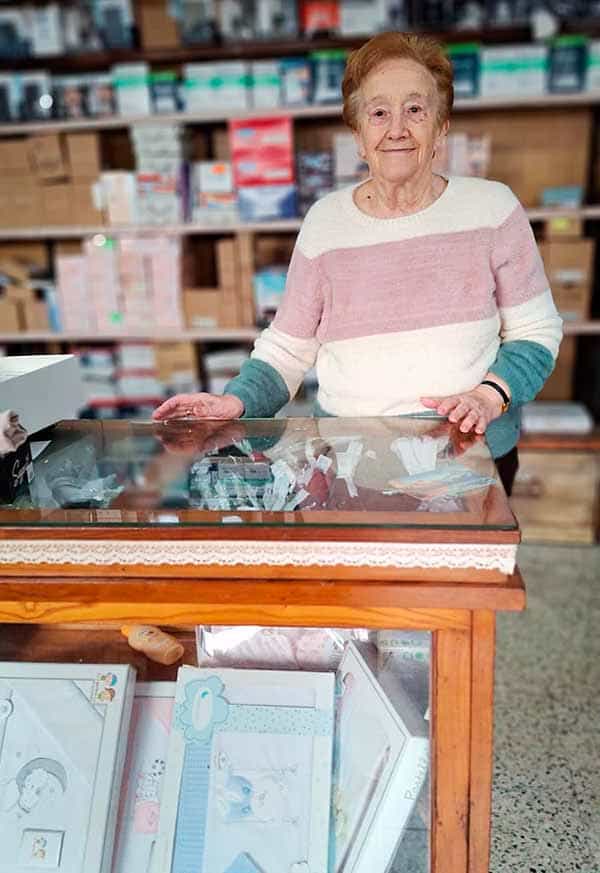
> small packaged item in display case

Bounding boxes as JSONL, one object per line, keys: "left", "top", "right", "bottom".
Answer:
{"left": 311, "top": 50, "right": 348, "bottom": 104}
{"left": 0, "top": 662, "right": 136, "bottom": 873}
{"left": 331, "top": 642, "right": 429, "bottom": 872}
{"left": 196, "top": 625, "right": 369, "bottom": 671}
{"left": 112, "top": 682, "right": 175, "bottom": 873}
{"left": 155, "top": 664, "right": 335, "bottom": 873}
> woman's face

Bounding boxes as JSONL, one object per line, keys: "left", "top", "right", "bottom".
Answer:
{"left": 353, "top": 58, "right": 448, "bottom": 187}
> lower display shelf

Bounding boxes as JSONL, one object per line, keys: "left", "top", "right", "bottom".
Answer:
{"left": 0, "top": 622, "right": 432, "bottom": 873}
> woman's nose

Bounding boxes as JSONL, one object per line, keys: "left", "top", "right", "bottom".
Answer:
{"left": 387, "top": 111, "right": 409, "bottom": 138}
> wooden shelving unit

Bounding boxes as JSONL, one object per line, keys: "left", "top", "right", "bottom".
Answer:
{"left": 1, "top": 207, "right": 599, "bottom": 241}
{"left": 0, "top": 328, "right": 259, "bottom": 343}
{"left": 2, "top": 91, "right": 600, "bottom": 136}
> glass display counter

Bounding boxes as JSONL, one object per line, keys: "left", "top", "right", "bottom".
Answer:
{"left": 0, "top": 416, "right": 524, "bottom": 873}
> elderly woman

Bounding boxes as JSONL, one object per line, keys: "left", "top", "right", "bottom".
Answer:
{"left": 154, "top": 31, "right": 563, "bottom": 495}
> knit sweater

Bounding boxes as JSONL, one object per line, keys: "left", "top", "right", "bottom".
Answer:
{"left": 226, "top": 176, "right": 563, "bottom": 458}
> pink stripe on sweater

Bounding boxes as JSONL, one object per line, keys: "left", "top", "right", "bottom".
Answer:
{"left": 274, "top": 208, "right": 549, "bottom": 344}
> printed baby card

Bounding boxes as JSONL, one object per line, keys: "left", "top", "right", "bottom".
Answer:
{"left": 332, "top": 643, "right": 429, "bottom": 873}
{"left": 156, "top": 665, "right": 335, "bottom": 873}
{"left": 0, "top": 662, "right": 136, "bottom": 873}
{"left": 112, "top": 682, "right": 175, "bottom": 873}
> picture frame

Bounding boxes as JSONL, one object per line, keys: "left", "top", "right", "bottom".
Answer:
{"left": 156, "top": 665, "right": 335, "bottom": 873}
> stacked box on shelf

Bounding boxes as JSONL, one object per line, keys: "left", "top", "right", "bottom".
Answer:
{"left": 84, "top": 237, "right": 123, "bottom": 332}
{"left": 112, "top": 63, "right": 152, "bottom": 116}
{"left": 190, "top": 161, "right": 239, "bottom": 225}
{"left": 183, "top": 62, "right": 250, "bottom": 113}
{"left": 204, "top": 346, "right": 250, "bottom": 393}
{"left": 133, "top": 125, "right": 187, "bottom": 225}
{"left": 251, "top": 60, "right": 282, "bottom": 108}
{"left": 230, "top": 115, "right": 297, "bottom": 221}
{"left": 537, "top": 237, "right": 595, "bottom": 402}
{"left": 297, "top": 150, "right": 334, "bottom": 215}
{"left": 479, "top": 44, "right": 547, "bottom": 97}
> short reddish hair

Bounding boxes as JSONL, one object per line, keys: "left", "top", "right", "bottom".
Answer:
{"left": 342, "top": 32, "right": 454, "bottom": 130}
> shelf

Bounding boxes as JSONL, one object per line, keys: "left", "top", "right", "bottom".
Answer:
{"left": 0, "top": 220, "right": 302, "bottom": 240}
{"left": 0, "top": 329, "right": 259, "bottom": 343}
{"left": 3, "top": 208, "right": 600, "bottom": 241}
{"left": 563, "top": 320, "right": 600, "bottom": 336}
{"left": 1, "top": 323, "right": 598, "bottom": 345}
{"left": 0, "top": 27, "right": 531, "bottom": 73}
{"left": 2, "top": 90, "right": 600, "bottom": 135}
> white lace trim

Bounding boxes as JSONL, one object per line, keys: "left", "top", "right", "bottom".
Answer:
{"left": 0, "top": 540, "right": 516, "bottom": 572}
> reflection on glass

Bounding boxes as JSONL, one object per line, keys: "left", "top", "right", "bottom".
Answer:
{"left": 194, "top": 624, "right": 431, "bottom": 873}
{"left": 1, "top": 417, "right": 515, "bottom": 530}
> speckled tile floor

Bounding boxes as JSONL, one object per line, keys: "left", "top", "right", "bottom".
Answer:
{"left": 491, "top": 544, "right": 600, "bottom": 873}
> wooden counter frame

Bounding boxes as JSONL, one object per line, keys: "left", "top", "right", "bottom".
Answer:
{"left": 0, "top": 565, "right": 524, "bottom": 873}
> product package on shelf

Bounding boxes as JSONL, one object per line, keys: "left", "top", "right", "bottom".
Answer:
{"left": 549, "top": 35, "right": 587, "bottom": 94}
{"left": 250, "top": 60, "right": 282, "bottom": 109}
{"left": 150, "top": 71, "right": 182, "bottom": 114}
{"left": 112, "top": 681, "right": 176, "bottom": 873}
{"left": 155, "top": 664, "right": 335, "bottom": 873}
{"left": 133, "top": 125, "right": 188, "bottom": 225}
{"left": 94, "top": 0, "right": 135, "bottom": 49}
{"left": 280, "top": 57, "right": 313, "bottom": 106}
{"left": 196, "top": 626, "right": 371, "bottom": 671}
{"left": 190, "top": 161, "right": 239, "bottom": 225}
{"left": 300, "top": 0, "right": 340, "bottom": 35}
{"left": 297, "top": 149, "right": 334, "bottom": 214}
{"left": 84, "top": 237, "right": 123, "bottom": 332}
{"left": 253, "top": 265, "right": 288, "bottom": 325}
{"left": 254, "top": 0, "right": 299, "bottom": 38}
{"left": 14, "top": 71, "right": 54, "bottom": 121}
{"left": 111, "top": 63, "right": 152, "bottom": 116}
{"left": 175, "top": 0, "right": 218, "bottom": 44}
{"left": 331, "top": 641, "right": 429, "bottom": 872}
{"left": 340, "top": 0, "right": 386, "bottom": 35}
{"left": 30, "top": 4, "right": 64, "bottom": 57}
{"left": 0, "top": 662, "right": 136, "bottom": 873}
{"left": 447, "top": 42, "right": 480, "bottom": 98}
{"left": 333, "top": 132, "right": 369, "bottom": 187}
{"left": 311, "top": 50, "right": 347, "bottom": 103}
{"left": 183, "top": 62, "right": 250, "bottom": 112}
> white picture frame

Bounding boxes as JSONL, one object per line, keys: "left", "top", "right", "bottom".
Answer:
{"left": 0, "top": 662, "right": 135, "bottom": 873}
{"left": 112, "top": 681, "right": 176, "bottom": 873}
{"left": 332, "top": 642, "right": 430, "bottom": 873}
{"left": 156, "top": 665, "right": 335, "bottom": 873}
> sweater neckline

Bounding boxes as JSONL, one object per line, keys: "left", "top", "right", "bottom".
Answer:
{"left": 343, "top": 174, "right": 453, "bottom": 226}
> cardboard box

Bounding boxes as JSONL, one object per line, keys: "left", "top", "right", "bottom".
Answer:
{"left": 0, "top": 354, "right": 85, "bottom": 434}
{"left": 22, "top": 298, "right": 50, "bottom": 331}
{"left": 544, "top": 215, "right": 583, "bottom": 239}
{"left": 537, "top": 336, "right": 576, "bottom": 401}
{"left": 155, "top": 342, "right": 197, "bottom": 382}
{"left": 138, "top": 0, "right": 180, "bottom": 49}
{"left": 0, "top": 242, "right": 48, "bottom": 272}
{"left": 0, "top": 183, "right": 42, "bottom": 229}
{"left": 216, "top": 238, "right": 241, "bottom": 328}
{"left": 41, "top": 183, "right": 72, "bottom": 226}
{"left": 183, "top": 287, "right": 222, "bottom": 328}
{"left": 511, "top": 449, "right": 599, "bottom": 544}
{"left": 54, "top": 241, "right": 82, "bottom": 258}
{"left": 0, "top": 140, "right": 31, "bottom": 177}
{"left": 539, "top": 239, "right": 594, "bottom": 320}
{"left": 72, "top": 181, "right": 103, "bottom": 226}
{"left": 0, "top": 296, "right": 20, "bottom": 331}
{"left": 65, "top": 132, "right": 102, "bottom": 180}
{"left": 27, "top": 133, "right": 69, "bottom": 182}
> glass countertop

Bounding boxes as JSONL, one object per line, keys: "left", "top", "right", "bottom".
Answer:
{"left": 0, "top": 417, "right": 517, "bottom": 532}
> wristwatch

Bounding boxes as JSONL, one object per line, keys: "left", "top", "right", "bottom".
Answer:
{"left": 480, "top": 379, "right": 511, "bottom": 413}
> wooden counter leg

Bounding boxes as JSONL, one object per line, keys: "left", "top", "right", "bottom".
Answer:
{"left": 431, "top": 623, "right": 472, "bottom": 873}
{"left": 468, "top": 609, "right": 496, "bottom": 873}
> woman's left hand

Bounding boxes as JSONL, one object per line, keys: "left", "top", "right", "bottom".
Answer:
{"left": 420, "top": 386, "right": 504, "bottom": 434}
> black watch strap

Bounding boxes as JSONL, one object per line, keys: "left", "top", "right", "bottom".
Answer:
{"left": 480, "top": 379, "right": 510, "bottom": 410}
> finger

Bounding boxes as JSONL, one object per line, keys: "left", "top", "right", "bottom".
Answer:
{"left": 152, "top": 394, "right": 195, "bottom": 420}
{"left": 420, "top": 396, "right": 460, "bottom": 416}
{"left": 420, "top": 396, "right": 441, "bottom": 408}
{"left": 474, "top": 415, "right": 489, "bottom": 435}
{"left": 459, "top": 409, "right": 480, "bottom": 433}
{"left": 448, "top": 400, "right": 472, "bottom": 423}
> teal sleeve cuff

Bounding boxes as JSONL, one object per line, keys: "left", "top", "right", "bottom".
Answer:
{"left": 224, "top": 358, "right": 290, "bottom": 419}
{"left": 489, "top": 340, "right": 556, "bottom": 407}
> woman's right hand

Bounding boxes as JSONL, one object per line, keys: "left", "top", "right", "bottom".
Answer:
{"left": 152, "top": 392, "right": 244, "bottom": 421}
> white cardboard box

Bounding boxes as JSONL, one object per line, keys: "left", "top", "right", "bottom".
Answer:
{"left": 0, "top": 355, "right": 85, "bottom": 436}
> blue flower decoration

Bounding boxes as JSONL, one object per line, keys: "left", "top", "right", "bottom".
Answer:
{"left": 175, "top": 676, "right": 229, "bottom": 743}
